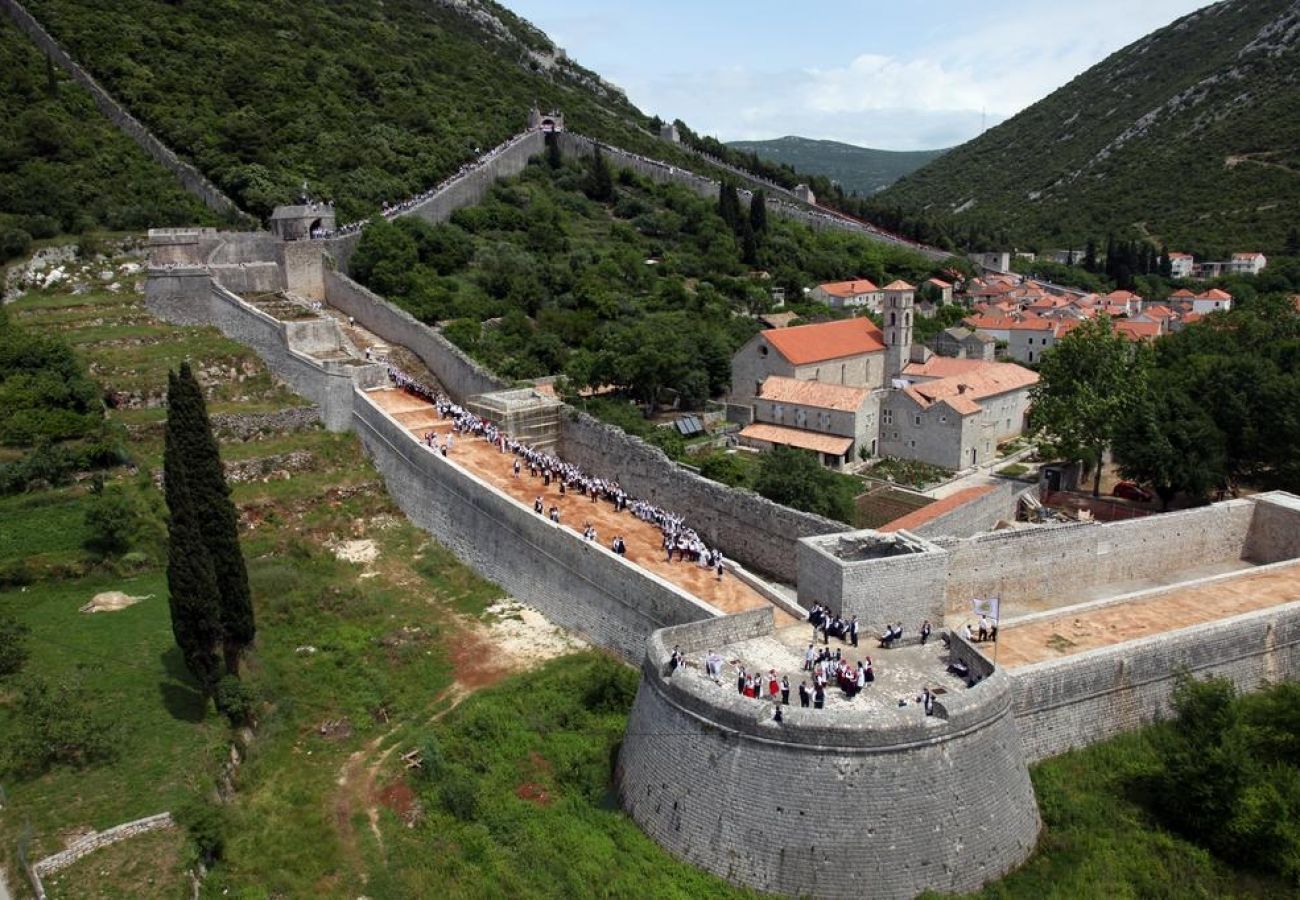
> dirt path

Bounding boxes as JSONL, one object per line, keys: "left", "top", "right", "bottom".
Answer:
{"left": 331, "top": 603, "right": 585, "bottom": 880}
{"left": 1224, "top": 153, "right": 1300, "bottom": 175}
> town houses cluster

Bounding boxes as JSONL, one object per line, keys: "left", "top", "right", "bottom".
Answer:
{"left": 729, "top": 280, "right": 1038, "bottom": 473}
{"left": 725, "top": 256, "right": 1250, "bottom": 475}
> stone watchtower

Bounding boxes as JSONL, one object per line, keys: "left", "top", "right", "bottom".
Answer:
{"left": 882, "top": 280, "right": 916, "bottom": 380}
{"left": 527, "top": 104, "right": 565, "bottom": 133}
{"left": 270, "top": 198, "right": 336, "bottom": 242}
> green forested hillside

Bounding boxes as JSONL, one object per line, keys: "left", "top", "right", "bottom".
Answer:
{"left": 871, "top": 0, "right": 1300, "bottom": 257}
{"left": 0, "top": 18, "right": 216, "bottom": 260}
{"left": 726, "top": 136, "right": 944, "bottom": 196}
{"left": 19, "top": 0, "right": 691, "bottom": 222}
{"left": 350, "top": 150, "right": 940, "bottom": 401}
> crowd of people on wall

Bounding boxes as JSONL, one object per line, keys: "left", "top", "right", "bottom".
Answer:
{"left": 663, "top": 597, "right": 982, "bottom": 719}
{"left": 386, "top": 369, "right": 729, "bottom": 574}
{"left": 315, "top": 132, "right": 535, "bottom": 239}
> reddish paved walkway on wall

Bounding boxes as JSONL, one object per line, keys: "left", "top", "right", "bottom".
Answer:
{"left": 994, "top": 561, "right": 1300, "bottom": 668}
{"left": 370, "top": 389, "right": 792, "bottom": 622}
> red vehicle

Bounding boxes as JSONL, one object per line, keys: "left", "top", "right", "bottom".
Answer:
{"left": 1113, "top": 481, "right": 1153, "bottom": 502}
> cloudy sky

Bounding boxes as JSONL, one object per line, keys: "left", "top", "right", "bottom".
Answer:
{"left": 508, "top": 0, "right": 1213, "bottom": 150}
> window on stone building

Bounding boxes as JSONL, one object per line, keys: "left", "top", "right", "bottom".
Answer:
{"left": 882, "top": 409, "right": 893, "bottom": 425}
{"left": 914, "top": 414, "right": 921, "bottom": 426}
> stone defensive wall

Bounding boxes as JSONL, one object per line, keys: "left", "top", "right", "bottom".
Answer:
{"left": 1011, "top": 592, "right": 1300, "bottom": 762}
{"left": 0, "top": 0, "right": 249, "bottom": 221}
{"left": 799, "top": 496, "right": 1274, "bottom": 626}
{"left": 321, "top": 269, "right": 510, "bottom": 400}
{"left": 933, "top": 498, "right": 1260, "bottom": 614}
{"left": 616, "top": 610, "right": 1041, "bottom": 899}
{"left": 319, "top": 266, "right": 842, "bottom": 583}
{"left": 558, "top": 412, "right": 843, "bottom": 584}
{"left": 353, "top": 392, "right": 719, "bottom": 660}
{"left": 145, "top": 270, "right": 383, "bottom": 431}
{"left": 144, "top": 262, "right": 727, "bottom": 661}
{"left": 319, "top": 131, "right": 547, "bottom": 272}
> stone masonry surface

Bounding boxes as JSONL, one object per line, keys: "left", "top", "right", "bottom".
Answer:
{"left": 1012, "top": 599, "right": 1300, "bottom": 762}
{"left": 320, "top": 270, "right": 842, "bottom": 585}
{"left": 617, "top": 614, "right": 1041, "bottom": 899}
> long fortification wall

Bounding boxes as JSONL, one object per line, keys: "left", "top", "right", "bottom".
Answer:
{"left": 322, "top": 265, "right": 838, "bottom": 584}
{"left": 145, "top": 272, "right": 371, "bottom": 431}
{"left": 934, "top": 499, "right": 1256, "bottom": 614}
{"left": 617, "top": 615, "right": 1041, "bottom": 899}
{"left": 322, "top": 270, "right": 510, "bottom": 398}
{"left": 352, "top": 393, "right": 718, "bottom": 660}
{"left": 0, "top": 0, "right": 248, "bottom": 220}
{"left": 910, "top": 479, "right": 1037, "bottom": 539}
{"left": 1012, "top": 594, "right": 1300, "bottom": 762}
{"left": 559, "top": 413, "right": 842, "bottom": 583}
{"left": 145, "top": 265, "right": 720, "bottom": 660}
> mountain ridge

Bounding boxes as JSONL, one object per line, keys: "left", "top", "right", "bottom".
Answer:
{"left": 725, "top": 136, "right": 946, "bottom": 196}
{"left": 871, "top": 0, "right": 1300, "bottom": 256}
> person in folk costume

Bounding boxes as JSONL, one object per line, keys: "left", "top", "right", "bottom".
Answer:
{"left": 768, "top": 670, "right": 780, "bottom": 699}
{"left": 799, "top": 681, "right": 811, "bottom": 708}
{"left": 781, "top": 676, "right": 790, "bottom": 705}
{"left": 737, "top": 669, "right": 746, "bottom": 696}
{"left": 813, "top": 683, "right": 825, "bottom": 709}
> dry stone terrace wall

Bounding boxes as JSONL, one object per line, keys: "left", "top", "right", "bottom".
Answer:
{"left": 616, "top": 613, "right": 1041, "bottom": 899}
{"left": 352, "top": 393, "right": 719, "bottom": 661}
{"left": 934, "top": 499, "right": 1257, "bottom": 614}
{"left": 1011, "top": 596, "right": 1300, "bottom": 762}
{"left": 0, "top": 0, "right": 247, "bottom": 220}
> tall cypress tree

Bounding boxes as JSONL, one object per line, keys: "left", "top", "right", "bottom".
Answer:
{"left": 718, "top": 181, "right": 741, "bottom": 232}
{"left": 749, "top": 189, "right": 768, "bottom": 236}
{"left": 163, "top": 370, "right": 223, "bottom": 698}
{"left": 584, "top": 146, "right": 614, "bottom": 203}
{"left": 175, "top": 362, "right": 254, "bottom": 675}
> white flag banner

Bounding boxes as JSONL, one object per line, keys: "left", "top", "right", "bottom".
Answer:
{"left": 972, "top": 597, "right": 1002, "bottom": 621}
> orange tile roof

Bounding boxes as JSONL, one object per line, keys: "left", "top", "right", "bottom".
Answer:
{"left": 1114, "top": 320, "right": 1160, "bottom": 341}
{"left": 883, "top": 279, "right": 916, "bottom": 291}
{"left": 901, "top": 357, "right": 989, "bottom": 379}
{"left": 902, "top": 363, "right": 1039, "bottom": 416}
{"left": 1106, "top": 290, "right": 1143, "bottom": 303}
{"left": 758, "top": 376, "right": 871, "bottom": 412}
{"left": 1182, "top": 311, "right": 1205, "bottom": 324}
{"left": 738, "top": 423, "right": 854, "bottom": 456}
{"left": 1198, "top": 288, "right": 1233, "bottom": 301}
{"left": 927, "top": 277, "right": 953, "bottom": 288}
{"left": 1143, "top": 305, "right": 1174, "bottom": 319}
{"left": 762, "top": 318, "right": 885, "bottom": 365}
{"left": 817, "top": 279, "right": 880, "bottom": 298}
{"left": 879, "top": 485, "right": 997, "bottom": 533}
{"left": 1169, "top": 252, "right": 1194, "bottom": 259}
{"left": 963, "top": 314, "right": 1018, "bottom": 330}
{"left": 1233, "top": 252, "right": 1263, "bottom": 259}
{"left": 1170, "top": 288, "right": 1197, "bottom": 298}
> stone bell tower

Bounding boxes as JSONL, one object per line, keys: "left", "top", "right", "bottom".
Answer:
{"left": 883, "top": 280, "right": 916, "bottom": 381}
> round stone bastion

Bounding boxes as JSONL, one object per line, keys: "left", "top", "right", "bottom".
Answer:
{"left": 616, "top": 608, "right": 1041, "bottom": 899}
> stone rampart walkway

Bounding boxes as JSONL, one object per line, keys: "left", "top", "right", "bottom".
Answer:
{"left": 370, "top": 389, "right": 791, "bottom": 622}
{"left": 995, "top": 561, "right": 1300, "bottom": 668}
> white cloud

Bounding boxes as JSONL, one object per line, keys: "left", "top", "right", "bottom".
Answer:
{"left": 614, "top": 0, "right": 1209, "bottom": 149}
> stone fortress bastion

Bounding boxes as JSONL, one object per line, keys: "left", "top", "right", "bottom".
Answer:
{"left": 618, "top": 610, "right": 1041, "bottom": 899}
